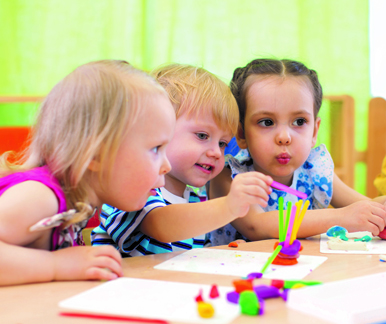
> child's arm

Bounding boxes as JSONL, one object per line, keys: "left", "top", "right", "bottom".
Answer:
{"left": 0, "top": 181, "right": 122, "bottom": 286}
{"left": 210, "top": 170, "right": 386, "bottom": 241}
{"left": 139, "top": 172, "right": 272, "bottom": 243}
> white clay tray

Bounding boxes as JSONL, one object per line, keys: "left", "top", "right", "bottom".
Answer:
{"left": 320, "top": 231, "right": 386, "bottom": 254}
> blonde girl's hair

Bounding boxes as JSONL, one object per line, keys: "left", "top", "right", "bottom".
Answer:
{"left": 151, "top": 63, "right": 239, "bottom": 136}
{"left": 0, "top": 60, "right": 167, "bottom": 223}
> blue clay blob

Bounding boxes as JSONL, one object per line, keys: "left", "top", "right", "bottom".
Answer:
{"left": 326, "top": 226, "right": 348, "bottom": 240}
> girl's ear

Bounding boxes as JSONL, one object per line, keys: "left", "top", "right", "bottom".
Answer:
{"left": 87, "top": 159, "right": 101, "bottom": 172}
{"left": 235, "top": 122, "right": 248, "bottom": 149}
{"left": 311, "top": 117, "right": 321, "bottom": 147}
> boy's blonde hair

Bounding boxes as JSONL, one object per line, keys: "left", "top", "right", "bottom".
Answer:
{"left": 151, "top": 63, "right": 239, "bottom": 135}
{"left": 1, "top": 60, "right": 167, "bottom": 216}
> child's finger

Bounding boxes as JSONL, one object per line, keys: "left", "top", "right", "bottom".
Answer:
{"left": 85, "top": 267, "right": 119, "bottom": 281}
{"left": 368, "top": 214, "right": 386, "bottom": 234}
{"left": 365, "top": 220, "right": 383, "bottom": 236}
{"left": 241, "top": 192, "right": 269, "bottom": 207}
{"left": 370, "top": 204, "right": 386, "bottom": 223}
{"left": 94, "top": 245, "right": 122, "bottom": 265}
{"left": 246, "top": 184, "right": 271, "bottom": 199}
{"left": 93, "top": 256, "right": 123, "bottom": 277}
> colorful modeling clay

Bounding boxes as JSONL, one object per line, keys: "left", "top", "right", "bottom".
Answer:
{"left": 272, "top": 240, "right": 302, "bottom": 266}
{"left": 195, "top": 289, "right": 203, "bottom": 302}
{"left": 354, "top": 235, "right": 372, "bottom": 242}
{"left": 209, "top": 285, "right": 219, "bottom": 299}
{"left": 270, "top": 279, "right": 284, "bottom": 289}
{"left": 246, "top": 272, "right": 263, "bottom": 280}
{"left": 228, "top": 242, "right": 238, "bottom": 248}
{"left": 282, "top": 280, "right": 322, "bottom": 290}
{"left": 239, "top": 291, "right": 260, "bottom": 316}
{"left": 379, "top": 254, "right": 386, "bottom": 262}
{"left": 379, "top": 228, "right": 386, "bottom": 240}
{"left": 326, "top": 226, "right": 348, "bottom": 241}
{"left": 253, "top": 285, "right": 281, "bottom": 299}
{"left": 226, "top": 291, "right": 239, "bottom": 304}
{"left": 233, "top": 279, "right": 253, "bottom": 293}
{"left": 197, "top": 302, "right": 214, "bottom": 318}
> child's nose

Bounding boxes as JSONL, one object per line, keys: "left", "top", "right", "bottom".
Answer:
{"left": 207, "top": 144, "right": 222, "bottom": 158}
{"left": 161, "top": 155, "right": 172, "bottom": 174}
{"left": 276, "top": 128, "right": 291, "bottom": 145}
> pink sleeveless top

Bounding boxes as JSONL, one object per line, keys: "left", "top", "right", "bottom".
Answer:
{"left": 0, "top": 166, "right": 84, "bottom": 250}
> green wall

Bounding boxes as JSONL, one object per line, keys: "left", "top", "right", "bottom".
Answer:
{"left": 0, "top": 0, "right": 370, "bottom": 192}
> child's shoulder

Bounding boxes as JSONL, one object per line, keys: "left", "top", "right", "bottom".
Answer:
{"left": 0, "top": 166, "right": 67, "bottom": 213}
{"left": 225, "top": 150, "right": 254, "bottom": 179}
{"left": 295, "top": 144, "right": 334, "bottom": 209}
{"left": 301, "top": 144, "right": 333, "bottom": 173}
{"left": 1, "top": 166, "right": 54, "bottom": 193}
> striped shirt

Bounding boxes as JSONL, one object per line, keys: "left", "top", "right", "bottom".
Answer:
{"left": 91, "top": 186, "right": 209, "bottom": 257}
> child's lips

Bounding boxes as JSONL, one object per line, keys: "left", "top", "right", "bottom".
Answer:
{"left": 195, "top": 163, "right": 214, "bottom": 174}
{"left": 276, "top": 153, "right": 291, "bottom": 165}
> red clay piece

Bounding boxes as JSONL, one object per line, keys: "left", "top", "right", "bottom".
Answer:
{"left": 233, "top": 279, "right": 253, "bottom": 293}
{"left": 228, "top": 242, "right": 239, "bottom": 248}
{"left": 270, "top": 279, "right": 284, "bottom": 289}
{"left": 272, "top": 256, "right": 298, "bottom": 265}
{"left": 379, "top": 228, "right": 386, "bottom": 240}
{"left": 209, "top": 284, "right": 220, "bottom": 298}
{"left": 195, "top": 289, "right": 204, "bottom": 302}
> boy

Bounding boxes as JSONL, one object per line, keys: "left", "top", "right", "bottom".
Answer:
{"left": 91, "top": 64, "right": 272, "bottom": 256}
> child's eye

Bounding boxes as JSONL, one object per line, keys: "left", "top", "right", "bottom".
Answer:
{"left": 293, "top": 118, "right": 307, "bottom": 126}
{"left": 196, "top": 133, "right": 209, "bottom": 140}
{"left": 219, "top": 141, "right": 228, "bottom": 149}
{"left": 258, "top": 119, "right": 274, "bottom": 127}
{"left": 151, "top": 146, "right": 159, "bottom": 154}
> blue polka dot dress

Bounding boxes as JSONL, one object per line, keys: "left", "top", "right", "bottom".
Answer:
{"left": 208, "top": 144, "right": 334, "bottom": 246}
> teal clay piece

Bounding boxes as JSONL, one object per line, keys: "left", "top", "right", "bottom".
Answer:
{"left": 354, "top": 235, "right": 372, "bottom": 242}
{"left": 326, "top": 226, "right": 348, "bottom": 241}
{"left": 239, "top": 291, "right": 259, "bottom": 316}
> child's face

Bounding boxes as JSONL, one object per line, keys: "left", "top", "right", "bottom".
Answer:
{"left": 238, "top": 76, "right": 320, "bottom": 186}
{"left": 97, "top": 94, "right": 176, "bottom": 211}
{"left": 165, "top": 110, "right": 233, "bottom": 196}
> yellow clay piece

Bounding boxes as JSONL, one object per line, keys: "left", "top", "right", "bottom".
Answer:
{"left": 197, "top": 301, "right": 215, "bottom": 318}
{"left": 291, "top": 283, "right": 306, "bottom": 289}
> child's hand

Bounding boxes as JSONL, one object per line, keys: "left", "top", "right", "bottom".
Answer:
{"left": 52, "top": 245, "right": 123, "bottom": 281}
{"left": 226, "top": 172, "right": 272, "bottom": 218}
{"left": 339, "top": 200, "right": 386, "bottom": 235}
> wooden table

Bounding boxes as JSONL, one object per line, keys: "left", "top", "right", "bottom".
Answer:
{"left": 1, "top": 237, "right": 385, "bottom": 324}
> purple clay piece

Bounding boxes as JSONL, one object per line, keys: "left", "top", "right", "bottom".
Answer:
{"left": 278, "top": 239, "right": 301, "bottom": 256}
{"left": 258, "top": 299, "right": 265, "bottom": 315}
{"left": 247, "top": 272, "right": 263, "bottom": 279}
{"left": 226, "top": 291, "right": 239, "bottom": 304}
{"left": 254, "top": 285, "right": 281, "bottom": 299}
{"left": 281, "top": 289, "right": 290, "bottom": 301}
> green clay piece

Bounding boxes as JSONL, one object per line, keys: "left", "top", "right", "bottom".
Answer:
{"left": 354, "top": 235, "right": 372, "bottom": 242}
{"left": 338, "top": 232, "right": 349, "bottom": 241}
{"left": 283, "top": 280, "right": 323, "bottom": 289}
{"left": 239, "top": 290, "right": 259, "bottom": 316}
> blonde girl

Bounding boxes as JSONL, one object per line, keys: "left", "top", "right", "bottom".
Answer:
{"left": 0, "top": 60, "right": 175, "bottom": 285}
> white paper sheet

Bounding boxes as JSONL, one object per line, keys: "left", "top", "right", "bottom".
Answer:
{"left": 154, "top": 248, "right": 327, "bottom": 280}
{"left": 320, "top": 233, "right": 386, "bottom": 254}
{"left": 287, "top": 271, "right": 386, "bottom": 324}
{"left": 59, "top": 278, "right": 240, "bottom": 324}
